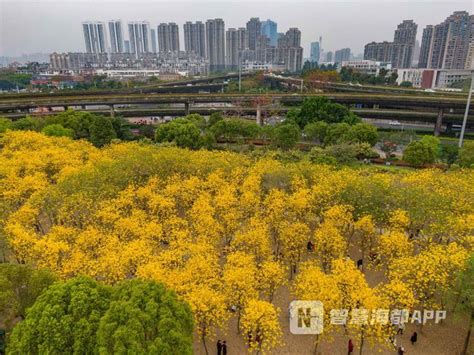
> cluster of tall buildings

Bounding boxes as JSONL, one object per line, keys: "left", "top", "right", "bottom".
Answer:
{"left": 363, "top": 11, "right": 474, "bottom": 70}
{"left": 364, "top": 20, "right": 418, "bottom": 69}
{"left": 418, "top": 11, "right": 474, "bottom": 70}
{"left": 78, "top": 18, "right": 303, "bottom": 72}
{"left": 308, "top": 37, "right": 351, "bottom": 65}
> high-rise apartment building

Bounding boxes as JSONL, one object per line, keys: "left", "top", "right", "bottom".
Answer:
{"left": 150, "top": 29, "right": 157, "bottom": 53}
{"left": 418, "top": 11, "right": 473, "bottom": 69}
{"left": 310, "top": 42, "right": 320, "bottom": 62}
{"left": 325, "top": 51, "right": 333, "bottom": 62}
{"left": 286, "top": 28, "right": 301, "bottom": 47}
{"left": 226, "top": 28, "right": 246, "bottom": 69}
{"left": 261, "top": 19, "right": 277, "bottom": 46}
{"left": 275, "top": 28, "right": 303, "bottom": 71}
{"left": 128, "top": 21, "right": 151, "bottom": 58}
{"left": 286, "top": 47, "right": 303, "bottom": 72}
{"left": 334, "top": 48, "right": 351, "bottom": 63}
{"left": 108, "top": 20, "right": 124, "bottom": 53}
{"left": 364, "top": 20, "right": 417, "bottom": 68}
{"left": 184, "top": 21, "right": 206, "bottom": 57}
{"left": 206, "top": 18, "right": 225, "bottom": 71}
{"left": 394, "top": 20, "right": 417, "bottom": 45}
{"left": 124, "top": 40, "right": 130, "bottom": 53}
{"left": 82, "top": 21, "right": 107, "bottom": 53}
{"left": 393, "top": 20, "right": 417, "bottom": 68}
{"left": 246, "top": 18, "right": 261, "bottom": 51}
{"left": 418, "top": 25, "right": 433, "bottom": 68}
{"left": 466, "top": 43, "right": 474, "bottom": 69}
{"left": 157, "top": 23, "right": 180, "bottom": 52}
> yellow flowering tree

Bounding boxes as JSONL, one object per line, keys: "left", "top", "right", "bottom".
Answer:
{"left": 240, "top": 299, "right": 282, "bottom": 354}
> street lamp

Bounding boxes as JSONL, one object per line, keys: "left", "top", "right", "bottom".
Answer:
{"left": 459, "top": 59, "right": 474, "bottom": 148}
{"left": 238, "top": 51, "right": 242, "bottom": 92}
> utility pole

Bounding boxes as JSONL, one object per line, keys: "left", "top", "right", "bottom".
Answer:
{"left": 459, "top": 69, "right": 474, "bottom": 148}
{"left": 238, "top": 51, "right": 242, "bottom": 92}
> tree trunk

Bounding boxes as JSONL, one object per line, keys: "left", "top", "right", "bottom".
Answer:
{"left": 313, "top": 334, "right": 320, "bottom": 355}
{"left": 461, "top": 310, "right": 474, "bottom": 355}
{"left": 202, "top": 334, "right": 209, "bottom": 355}
{"left": 359, "top": 329, "right": 365, "bottom": 355}
{"left": 361, "top": 249, "right": 365, "bottom": 273}
{"left": 237, "top": 311, "right": 241, "bottom": 334}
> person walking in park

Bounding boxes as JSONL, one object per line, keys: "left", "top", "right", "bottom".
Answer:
{"left": 397, "top": 321, "right": 405, "bottom": 335}
{"left": 222, "top": 340, "right": 227, "bottom": 355}
{"left": 398, "top": 346, "right": 405, "bottom": 355}
{"left": 217, "top": 340, "right": 222, "bottom": 355}
{"left": 410, "top": 331, "right": 418, "bottom": 345}
{"left": 348, "top": 339, "right": 354, "bottom": 354}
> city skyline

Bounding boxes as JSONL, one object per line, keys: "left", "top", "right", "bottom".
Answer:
{"left": 1, "top": 0, "right": 471, "bottom": 57}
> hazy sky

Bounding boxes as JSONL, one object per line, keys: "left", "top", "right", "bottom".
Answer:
{"left": 0, "top": 0, "right": 472, "bottom": 57}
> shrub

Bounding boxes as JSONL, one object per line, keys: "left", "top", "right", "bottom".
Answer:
{"left": 272, "top": 123, "right": 300, "bottom": 150}
{"left": 457, "top": 141, "right": 474, "bottom": 167}
{"left": 346, "top": 123, "right": 379, "bottom": 146}
{"left": 403, "top": 141, "right": 436, "bottom": 165}
{"left": 308, "top": 147, "right": 338, "bottom": 165}
{"left": 155, "top": 119, "right": 201, "bottom": 149}
{"left": 41, "top": 124, "right": 74, "bottom": 138}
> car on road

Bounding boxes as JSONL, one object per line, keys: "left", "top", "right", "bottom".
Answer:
{"left": 389, "top": 120, "right": 402, "bottom": 126}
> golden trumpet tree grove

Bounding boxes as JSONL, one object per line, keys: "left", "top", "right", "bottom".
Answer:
{"left": 1, "top": 131, "right": 473, "bottom": 353}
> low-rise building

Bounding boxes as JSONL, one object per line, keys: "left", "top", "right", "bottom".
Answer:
{"left": 340, "top": 60, "right": 392, "bottom": 75}
{"left": 95, "top": 69, "right": 184, "bottom": 81}
{"left": 396, "top": 68, "right": 471, "bottom": 88}
{"left": 241, "top": 61, "right": 286, "bottom": 73}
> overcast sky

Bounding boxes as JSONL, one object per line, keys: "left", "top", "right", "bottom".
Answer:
{"left": 0, "top": 0, "right": 472, "bottom": 57}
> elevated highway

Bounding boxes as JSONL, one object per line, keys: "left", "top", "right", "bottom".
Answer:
{"left": 1, "top": 92, "right": 472, "bottom": 135}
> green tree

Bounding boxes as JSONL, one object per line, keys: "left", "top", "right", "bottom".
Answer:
{"left": 325, "top": 143, "right": 358, "bottom": 164}
{"left": 183, "top": 113, "right": 207, "bottom": 131}
{"left": 441, "top": 144, "right": 459, "bottom": 165}
{"left": 403, "top": 141, "right": 436, "bottom": 165}
{"left": 346, "top": 123, "right": 379, "bottom": 146}
{"left": 308, "top": 147, "right": 337, "bottom": 165}
{"left": 97, "top": 279, "right": 193, "bottom": 354}
{"left": 10, "top": 116, "right": 45, "bottom": 132}
{"left": 297, "top": 97, "right": 331, "bottom": 128}
{"left": 324, "top": 122, "right": 351, "bottom": 146}
{"left": 208, "top": 112, "right": 224, "bottom": 127}
{"left": 0, "top": 264, "right": 56, "bottom": 323}
{"left": 199, "top": 131, "right": 217, "bottom": 150}
{"left": 304, "top": 121, "right": 328, "bottom": 144}
{"left": 211, "top": 118, "right": 261, "bottom": 142}
{"left": 457, "top": 141, "right": 474, "bottom": 167}
{"left": 449, "top": 255, "right": 474, "bottom": 355}
{"left": 399, "top": 81, "right": 413, "bottom": 87}
{"left": 272, "top": 123, "right": 300, "bottom": 150}
{"left": 49, "top": 110, "right": 95, "bottom": 139}
{"left": 8, "top": 277, "right": 194, "bottom": 355}
{"left": 8, "top": 277, "right": 112, "bottom": 355}
{"left": 41, "top": 124, "right": 74, "bottom": 138}
{"left": 155, "top": 119, "right": 201, "bottom": 149}
{"left": 0, "top": 117, "right": 12, "bottom": 133}
{"left": 89, "top": 116, "right": 117, "bottom": 147}
{"left": 420, "top": 135, "right": 441, "bottom": 159}
{"left": 110, "top": 117, "right": 134, "bottom": 141}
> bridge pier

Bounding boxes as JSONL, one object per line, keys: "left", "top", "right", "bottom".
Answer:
{"left": 184, "top": 101, "right": 190, "bottom": 115}
{"left": 109, "top": 104, "right": 115, "bottom": 118}
{"left": 434, "top": 108, "right": 443, "bottom": 136}
{"left": 256, "top": 103, "right": 262, "bottom": 126}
